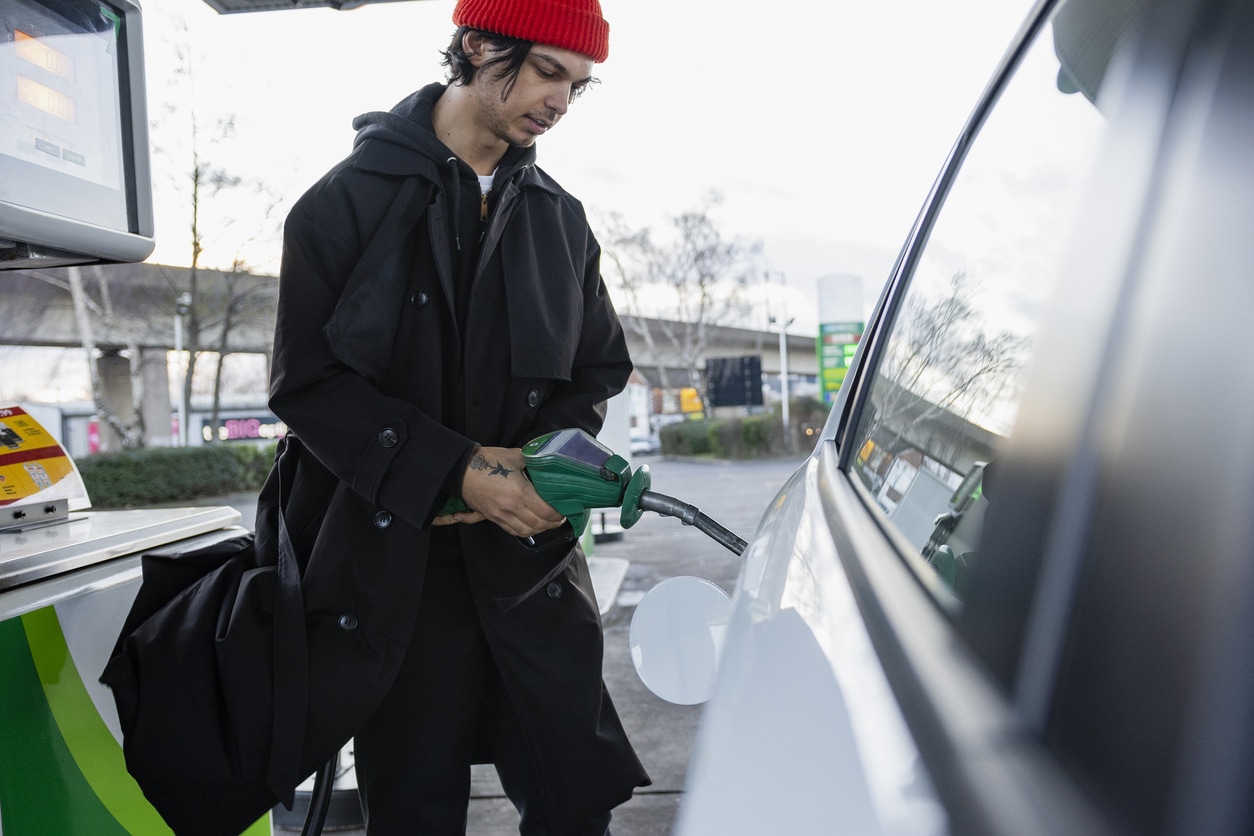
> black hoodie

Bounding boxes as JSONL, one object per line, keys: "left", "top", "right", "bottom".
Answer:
{"left": 352, "top": 83, "right": 533, "bottom": 338}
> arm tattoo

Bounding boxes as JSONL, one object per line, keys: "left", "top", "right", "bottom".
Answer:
{"left": 470, "top": 454, "right": 513, "bottom": 478}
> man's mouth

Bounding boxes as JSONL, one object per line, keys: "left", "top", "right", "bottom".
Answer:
{"left": 526, "top": 114, "right": 554, "bottom": 133}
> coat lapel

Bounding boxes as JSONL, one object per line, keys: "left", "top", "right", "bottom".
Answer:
{"left": 322, "top": 177, "right": 432, "bottom": 385}
{"left": 491, "top": 175, "right": 583, "bottom": 382}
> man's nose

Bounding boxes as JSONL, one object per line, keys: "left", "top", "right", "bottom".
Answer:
{"left": 547, "top": 86, "right": 570, "bottom": 116}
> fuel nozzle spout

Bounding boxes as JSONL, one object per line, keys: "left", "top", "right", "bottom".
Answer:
{"left": 620, "top": 466, "right": 748, "bottom": 556}
{"left": 636, "top": 490, "right": 748, "bottom": 556}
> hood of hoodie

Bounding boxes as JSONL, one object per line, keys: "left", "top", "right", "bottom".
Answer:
{"left": 349, "top": 82, "right": 536, "bottom": 185}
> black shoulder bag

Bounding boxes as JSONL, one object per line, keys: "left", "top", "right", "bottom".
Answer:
{"left": 101, "top": 435, "right": 336, "bottom": 836}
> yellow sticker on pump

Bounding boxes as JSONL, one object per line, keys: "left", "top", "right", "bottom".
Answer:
{"left": 0, "top": 406, "right": 90, "bottom": 509}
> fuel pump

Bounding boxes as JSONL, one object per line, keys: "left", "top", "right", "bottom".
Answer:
{"left": 442, "top": 428, "right": 748, "bottom": 555}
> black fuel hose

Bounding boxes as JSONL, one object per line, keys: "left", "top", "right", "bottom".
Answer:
{"left": 636, "top": 490, "right": 747, "bottom": 556}
{"left": 300, "top": 756, "right": 337, "bottom": 836}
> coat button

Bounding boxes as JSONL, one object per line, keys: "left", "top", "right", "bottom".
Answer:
{"left": 546, "top": 581, "right": 563, "bottom": 599}
{"left": 526, "top": 390, "right": 539, "bottom": 408}
{"left": 379, "top": 428, "right": 398, "bottom": 447}
{"left": 373, "top": 510, "right": 393, "bottom": 529}
{"left": 409, "top": 291, "right": 429, "bottom": 308}
{"left": 338, "top": 613, "right": 358, "bottom": 631}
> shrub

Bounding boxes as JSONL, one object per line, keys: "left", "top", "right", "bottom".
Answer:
{"left": 655, "top": 398, "right": 833, "bottom": 459}
{"left": 707, "top": 419, "right": 743, "bottom": 459}
{"left": 706, "top": 416, "right": 778, "bottom": 459}
{"left": 660, "top": 420, "right": 711, "bottom": 456}
{"left": 741, "top": 415, "right": 775, "bottom": 456}
{"left": 79, "top": 442, "right": 278, "bottom": 509}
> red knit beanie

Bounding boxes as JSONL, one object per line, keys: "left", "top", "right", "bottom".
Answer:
{"left": 452, "top": 0, "right": 610, "bottom": 63}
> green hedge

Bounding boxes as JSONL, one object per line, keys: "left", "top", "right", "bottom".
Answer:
{"left": 657, "top": 397, "right": 831, "bottom": 460}
{"left": 659, "top": 420, "right": 712, "bottom": 456}
{"left": 742, "top": 415, "right": 776, "bottom": 454}
{"left": 79, "top": 443, "right": 277, "bottom": 508}
{"left": 708, "top": 416, "right": 777, "bottom": 459}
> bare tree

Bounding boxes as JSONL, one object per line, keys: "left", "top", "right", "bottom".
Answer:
{"left": 598, "top": 223, "right": 669, "bottom": 388}
{"left": 207, "top": 259, "right": 278, "bottom": 438}
{"left": 177, "top": 139, "right": 234, "bottom": 443}
{"left": 155, "top": 18, "right": 281, "bottom": 444}
{"left": 598, "top": 193, "right": 762, "bottom": 409}
{"left": 868, "top": 271, "right": 1032, "bottom": 465}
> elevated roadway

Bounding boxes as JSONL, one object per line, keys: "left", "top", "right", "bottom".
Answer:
{"left": 1, "top": 263, "right": 818, "bottom": 380}
{"left": 2, "top": 263, "right": 820, "bottom": 449}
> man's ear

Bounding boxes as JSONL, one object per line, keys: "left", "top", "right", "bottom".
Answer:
{"left": 463, "top": 31, "right": 490, "bottom": 67}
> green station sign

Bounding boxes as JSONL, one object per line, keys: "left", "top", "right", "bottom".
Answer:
{"left": 817, "top": 321, "right": 864, "bottom": 405}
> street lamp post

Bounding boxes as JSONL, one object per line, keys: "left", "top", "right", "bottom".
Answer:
{"left": 771, "top": 312, "right": 796, "bottom": 452}
{"left": 765, "top": 271, "right": 794, "bottom": 452}
{"left": 174, "top": 293, "right": 191, "bottom": 447}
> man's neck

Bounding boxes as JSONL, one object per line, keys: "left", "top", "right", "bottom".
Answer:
{"left": 432, "top": 85, "right": 507, "bottom": 176}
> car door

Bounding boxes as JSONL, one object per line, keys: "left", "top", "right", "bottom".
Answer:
{"left": 676, "top": 0, "right": 1252, "bottom": 833}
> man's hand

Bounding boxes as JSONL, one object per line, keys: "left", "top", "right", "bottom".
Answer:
{"left": 439, "top": 447, "right": 564, "bottom": 538}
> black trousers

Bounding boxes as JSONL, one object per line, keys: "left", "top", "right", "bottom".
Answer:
{"left": 354, "top": 542, "right": 613, "bottom": 836}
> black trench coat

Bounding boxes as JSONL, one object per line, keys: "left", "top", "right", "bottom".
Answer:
{"left": 266, "top": 95, "right": 649, "bottom": 828}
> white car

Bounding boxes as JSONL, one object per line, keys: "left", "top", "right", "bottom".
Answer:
{"left": 629, "top": 434, "right": 661, "bottom": 456}
{"left": 632, "top": 0, "right": 1254, "bottom": 833}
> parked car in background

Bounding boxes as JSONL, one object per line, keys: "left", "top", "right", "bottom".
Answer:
{"left": 647, "top": 0, "right": 1254, "bottom": 833}
{"left": 630, "top": 433, "right": 661, "bottom": 456}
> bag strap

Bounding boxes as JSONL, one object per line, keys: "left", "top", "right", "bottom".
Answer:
{"left": 266, "top": 435, "right": 310, "bottom": 803}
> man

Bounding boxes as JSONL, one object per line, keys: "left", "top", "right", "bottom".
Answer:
{"left": 267, "top": 0, "right": 650, "bottom": 832}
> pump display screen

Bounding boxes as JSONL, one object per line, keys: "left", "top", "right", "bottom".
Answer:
{"left": 0, "top": 0, "right": 130, "bottom": 231}
{"left": 535, "top": 429, "right": 612, "bottom": 468}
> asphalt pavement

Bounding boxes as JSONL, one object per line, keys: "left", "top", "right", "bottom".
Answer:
{"left": 198, "top": 453, "right": 806, "bottom": 835}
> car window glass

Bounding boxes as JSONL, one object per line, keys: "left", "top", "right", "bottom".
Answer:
{"left": 848, "top": 0, "right": 1124, "bottom": 606}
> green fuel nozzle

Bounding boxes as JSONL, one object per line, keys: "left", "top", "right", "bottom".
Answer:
{"left": 439, "top": 428, "right": 747, "bottom": 555}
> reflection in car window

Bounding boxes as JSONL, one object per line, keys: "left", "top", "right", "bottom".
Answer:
{"left": 849, "top": 0, "right": 1127, "bottom": 605}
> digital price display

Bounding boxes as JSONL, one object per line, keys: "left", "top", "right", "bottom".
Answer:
{"left": 0, "top": 0, "right": 152, "bottom": 265}
{"left": 15, "top": 29, "right": 75, "bottom": 82}
{"left": 17, "top": 74, "right": 78, "bottom": 122}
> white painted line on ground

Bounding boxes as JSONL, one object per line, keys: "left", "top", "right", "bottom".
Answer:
{"left": 587, "top": 556, "right": 629, "bottom": 616}
{"left": 615, "top": 588, "right": 647, "bottom": 608}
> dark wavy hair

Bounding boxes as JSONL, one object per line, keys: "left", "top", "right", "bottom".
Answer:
{"left": 442, "top": 26, "right": 532, "bottom": 101}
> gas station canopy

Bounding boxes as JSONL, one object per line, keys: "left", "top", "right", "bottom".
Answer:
{"left": 201, "top": 0, "right": 417, "bottom": 12}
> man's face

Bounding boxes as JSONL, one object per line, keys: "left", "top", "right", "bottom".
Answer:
{"left": 469, "top": 37, "right": 595, "bottom": 148}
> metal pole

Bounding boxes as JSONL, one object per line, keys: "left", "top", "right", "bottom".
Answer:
{"left": 173, "top": 312, "right": 184, "bottom": 446}
{"left": 779, "top": 320, "right": 790, "bottom": 451}
{"left": 174, "top": 293, "right": 191, "bottom": 447}
{"left": 767, "top": 271, "right": 794, "bottom": 452}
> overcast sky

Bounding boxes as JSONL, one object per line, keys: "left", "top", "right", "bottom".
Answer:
{"left": 1, "top": 0, "right": 1044, "bottom": 404}
{"left": 139, "top": 0, "right": 1038, "bottom": 336}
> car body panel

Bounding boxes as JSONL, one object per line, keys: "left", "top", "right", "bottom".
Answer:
{"left": 670, "top": 0, "right": 1254, "bottom": 833}
{"left": 678, "top": 453, "right": 946, "bottom": 836}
